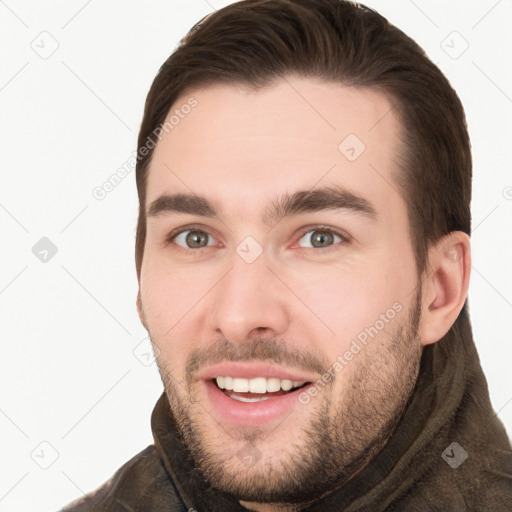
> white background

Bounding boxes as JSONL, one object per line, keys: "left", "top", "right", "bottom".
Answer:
{"left": 1, "top": 1, "right": 511, "bottom": 510}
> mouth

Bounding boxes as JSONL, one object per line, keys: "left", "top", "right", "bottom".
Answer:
{"left": 214, "top": 376, "right": 308, "bottom": 403}
{"left": 199, "top": 363, "right": 316, "bottom": 427}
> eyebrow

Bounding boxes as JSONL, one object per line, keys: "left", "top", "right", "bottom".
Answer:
{"left": 146, "top": 186, "right": 377, "bottom": 224}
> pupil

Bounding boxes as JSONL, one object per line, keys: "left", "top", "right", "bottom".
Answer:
{"left": 186, "top": 231, "right": 207, "bottom": 248}
{"left": 311, "top": 231, "right": 333, "bottom": 248}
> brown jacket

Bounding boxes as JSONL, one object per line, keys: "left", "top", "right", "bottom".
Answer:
{"left": 61, "top": 309, "right": 512, "bottom": 511}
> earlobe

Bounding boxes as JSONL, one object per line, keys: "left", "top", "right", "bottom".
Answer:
{"left": 419, "top": 232, "right": 471, "bottom": 346}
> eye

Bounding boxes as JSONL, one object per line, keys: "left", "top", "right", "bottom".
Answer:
{"left": 166, "top": 226, "right": 347, "bottom": 251}
{"left": 297, "top": 228, "right": 345, "bottom": 249}
{"left": 172, "top": 229, "right": 217, "bottom": 249}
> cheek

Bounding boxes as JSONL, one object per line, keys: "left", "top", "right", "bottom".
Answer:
{"left": 287, "top": 255, "right": 412, "bottom": 353}
{"left": 141, "top": 250, "right": 205, "bottom": 312}
{"left": 139, "top": 258, "right": 220, "bottom": 359}
{"left": 139, "top": 258, "right": 186, "bottom": 340}
{"left": 140, "top": 278, "right": 193, "bottom": 378}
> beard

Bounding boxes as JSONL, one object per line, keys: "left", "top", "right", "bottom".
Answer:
{"left": 152, "top": 288, "right": 423, "bottom": 506}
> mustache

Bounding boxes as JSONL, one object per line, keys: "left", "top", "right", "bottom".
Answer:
{"left": 185, "top": 338, "right": 328, "bottom": 382}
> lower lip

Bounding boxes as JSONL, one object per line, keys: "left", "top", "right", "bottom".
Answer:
{"left": 203, "top": 379, "right": 310, "bottom": 427}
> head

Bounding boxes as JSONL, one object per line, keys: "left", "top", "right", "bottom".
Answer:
{"left": 134, "top": 0, "right": 472, "bottom": 509}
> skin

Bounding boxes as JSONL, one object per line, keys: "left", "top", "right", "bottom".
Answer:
{"left": 136, "top": 76, "right": 471, "bottom": 511}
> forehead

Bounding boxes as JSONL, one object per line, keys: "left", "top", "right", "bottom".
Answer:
{"left": 146, "top": 77, "right": 405, "bottom": 222}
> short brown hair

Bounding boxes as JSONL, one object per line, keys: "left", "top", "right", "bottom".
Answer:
{"left": 134, "top": 0, "right": 472, "bottom": 281}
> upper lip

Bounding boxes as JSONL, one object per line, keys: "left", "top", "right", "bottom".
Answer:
{"left": 198, "top": 362, "right": 318, "bottom": 383}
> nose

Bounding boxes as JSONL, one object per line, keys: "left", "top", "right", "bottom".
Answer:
{"left": 207, "top": 252, "right": 290, "bottom": 344}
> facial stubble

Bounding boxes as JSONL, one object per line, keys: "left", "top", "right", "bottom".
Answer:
{"left": 151, "top": 289, "right": 423, "bottom": 505}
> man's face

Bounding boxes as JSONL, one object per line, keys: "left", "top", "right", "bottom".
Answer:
{"left": 138, "top": 77, "right": 424, "bottom": 505}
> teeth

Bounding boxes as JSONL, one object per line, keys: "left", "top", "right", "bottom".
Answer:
{"left": 281, "top": 379, "right": 293, "bottom": 391}
{"left": 224, "top": 376, "right": 233, "bottom": 390}
{"left": 215, "top": 376, "right": 306, "bottom": 393}
{"left": 249, "top": 377, "right": 267, "bottom": 394}
{"left": 266, "top": 377, "right": 281, "bottom": 392}
{"left": 227, "top": 393, "right": 271, "bottom": 403}
{"left": 232, "top": 378, "right": 249, "bottom": 393}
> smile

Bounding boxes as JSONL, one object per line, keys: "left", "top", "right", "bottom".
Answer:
{"left": 214, "top": 376, "right": 308, "bottom": 403}
{"left": 199, "top": 364, "right": 316, "bottom": 426}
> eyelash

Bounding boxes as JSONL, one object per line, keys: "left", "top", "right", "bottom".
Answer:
{"left": 164, "top": 223, "right": 350, "bottom": 253}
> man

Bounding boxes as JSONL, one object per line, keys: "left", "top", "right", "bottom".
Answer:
{"left": 61, "top": 0, "right": 512, "bottom": 510}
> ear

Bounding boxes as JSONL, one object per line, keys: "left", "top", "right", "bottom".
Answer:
{"left": 419, "top": 231, "right": 471, "bottom": 346}
{"left": 136, "top": 289, "right": 148, "bottom": 330}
